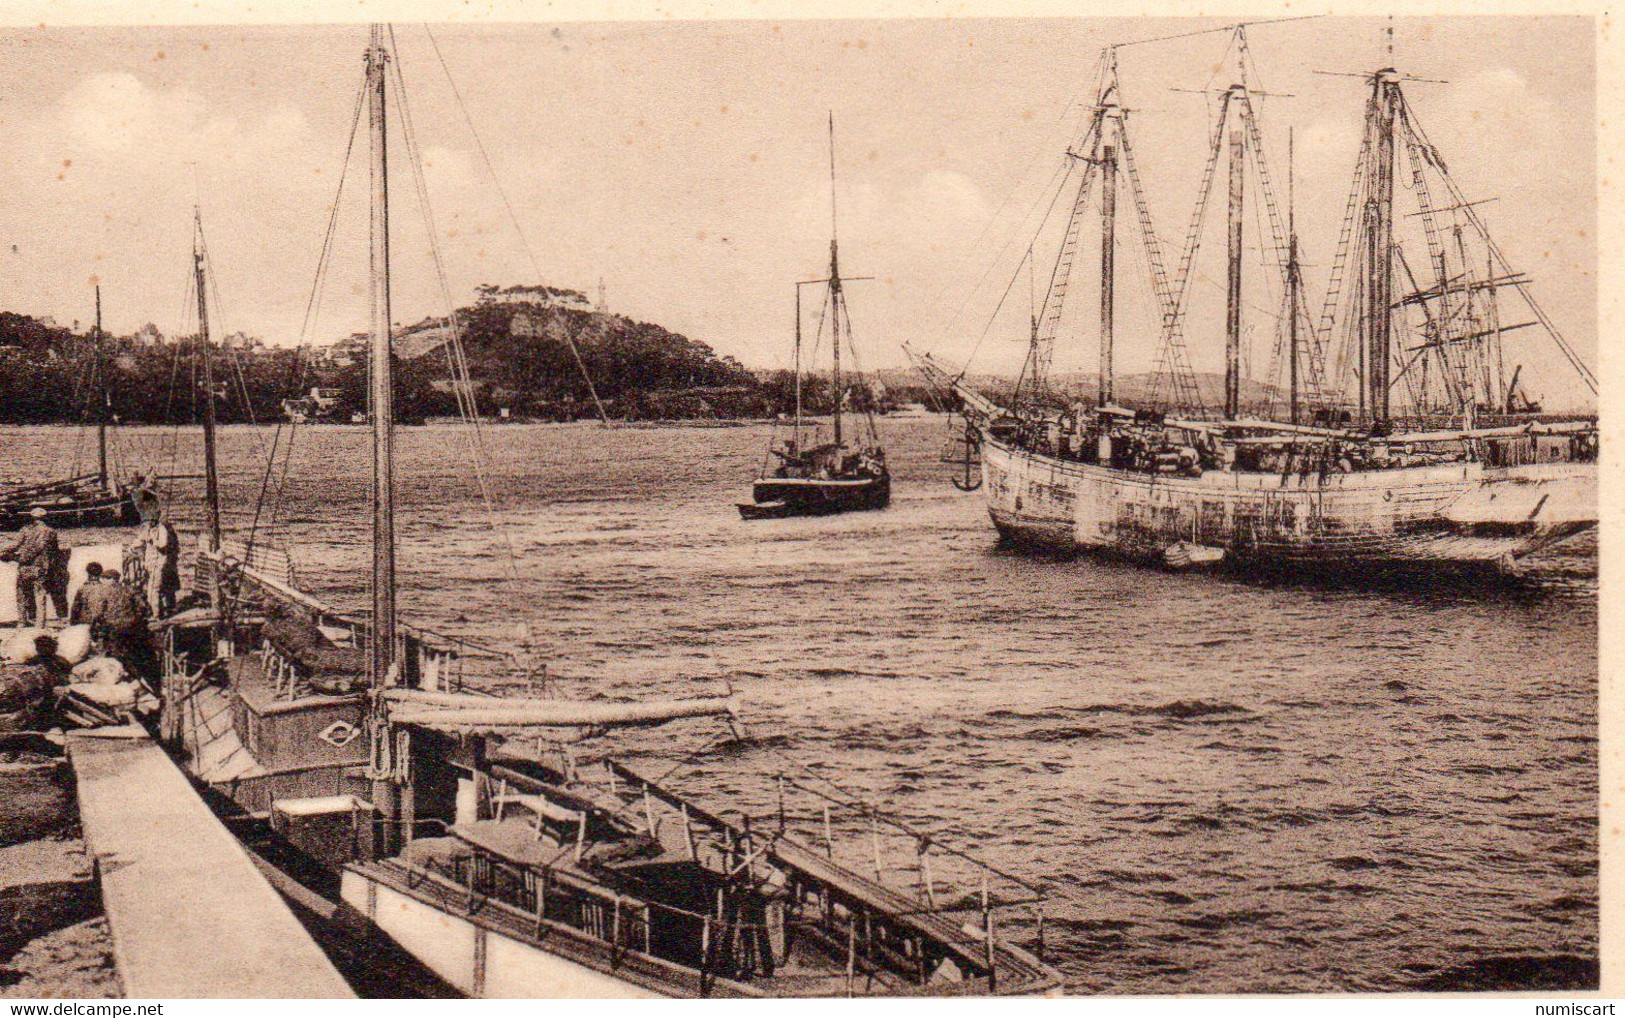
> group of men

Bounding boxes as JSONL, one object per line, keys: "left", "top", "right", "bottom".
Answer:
{"left": 69, "top": 560, "right": 158, "bottom": 676}
{"left": 1, "top": 506, "right": 180, "bottom": 677}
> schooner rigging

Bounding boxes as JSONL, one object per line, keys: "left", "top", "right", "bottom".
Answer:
{"left": 912, "top": 20, "right": 1597, "bottom": 576}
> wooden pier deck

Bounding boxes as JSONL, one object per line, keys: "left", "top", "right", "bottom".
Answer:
{"left": 67, "top": 727, "right": 355, "bottom": 999}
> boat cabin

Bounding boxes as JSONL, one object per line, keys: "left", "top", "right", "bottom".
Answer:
{"left": 340, "top": 725, "right": 1059, "bottom": 998}
{"left": 771, "top": 440, "right": 887, "bottom": 482}
{"left": 161, "top": 543, "right": 1057, "bottom": 997}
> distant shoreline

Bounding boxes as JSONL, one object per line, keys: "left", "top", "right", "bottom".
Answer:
{"left": 0, "top": 413, "right": 956, "bottom": 432}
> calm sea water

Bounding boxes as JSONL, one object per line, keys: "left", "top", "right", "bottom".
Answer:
{"left": 5, "top": 420, "right": 1597, "bottom": 994}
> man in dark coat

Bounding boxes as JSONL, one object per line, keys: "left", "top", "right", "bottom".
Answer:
{"left": 0, "top": 635, "right": 72, "bottom": 734}
{"left": 71, "top": 561, "right": 115, "bottom": 628}
{"left": 97, "top": 570, "right": 155, "bottom": 680}
{"left": 43, "top": 541, "right": 69, "bottom": 622}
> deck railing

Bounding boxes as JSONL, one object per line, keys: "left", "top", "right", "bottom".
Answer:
{"left": 600, "top": 759, "right": 1049, "bottom": 991}
{"left": 459, "top": 757, "right": 1053, "bottom": 993}
{"left": 193, "top": 541, "right": 511, "bottom": 699}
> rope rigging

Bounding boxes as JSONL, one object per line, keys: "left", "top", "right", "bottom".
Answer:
{"left": 1314, "top": 72, "right": 1597, "bottom": 423}
{"left": 212, "top": 26, "right": 552, "bottom": 681}
{"left": 929, "top": 48, "right": 1115, "bottom": 362}
{"left": 1014, "top": 104, "right": 1103, "bottom": 408}
{"left": 1398, "top": 90, "right": 1597, "bottom": 397}
{"left": 385, "top": 25, "right": 548, "bottom": 673}
{"left": 421, "top": 23, "right": 610, "bottom": 425}
{"left": 942, "top": 16, "right": 1594, "bottom": 432}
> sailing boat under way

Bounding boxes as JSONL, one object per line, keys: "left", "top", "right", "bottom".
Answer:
{"left": 912, "top": 24, "right": 1597, "bottom": 577}
{"left": 155, "top": 28, "right": 1057, "bottom": 998}
{"left": 740, "top": 118, "right": 890, "bottom": 520}
{"left": 0, "top": 287, "right": 148, "bottom": 531}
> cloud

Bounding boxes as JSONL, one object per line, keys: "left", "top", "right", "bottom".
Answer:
{"left": 65, "top": 72, "right": 184, "bottom": 151}
{"left": 1296, "top": 117, "right": 1362, "bottom": 166}
{"left": 898, "top": 170, "right": 994, "bottom": 247}
{"left": 1461, "top": 66, "right": 1528, "bottom": 96}
{"left": 259, "top": 106, "right": 309, "bottom": 148}
{"left": 59, "top": 71, "right": 305, "bottom": 163}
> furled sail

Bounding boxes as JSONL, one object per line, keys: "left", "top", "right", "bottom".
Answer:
{"left": 382, "top": 689, "right": 740, "bottom": 732}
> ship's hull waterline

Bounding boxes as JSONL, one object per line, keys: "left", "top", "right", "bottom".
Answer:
{"left": 980, "top": 435, "right": 1596, "bottom": 575}
{"left": 742, "top": 474, "right": 891, "bottom": 519}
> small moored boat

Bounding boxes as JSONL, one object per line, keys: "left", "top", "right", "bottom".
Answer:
{"left": 0, "top": 288, "right": 152, "bottom": 533}
{"left": 1163, "top": 540, "right": 1225, "bottom": 571}
{"left": 740, "top": 116, "right": 890, "bottom": 522}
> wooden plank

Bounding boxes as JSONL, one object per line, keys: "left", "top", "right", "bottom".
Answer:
{"left": 66, "top": 727, "right": 355, "bottom": 999}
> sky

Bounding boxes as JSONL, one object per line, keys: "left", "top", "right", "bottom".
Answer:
{"left": 0, "top": 16, "right": 1597, "bottom": 408}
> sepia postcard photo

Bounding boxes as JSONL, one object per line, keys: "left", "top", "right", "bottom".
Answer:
{"left": 0, "top": 2, "right": 1608, "bottom": 1004}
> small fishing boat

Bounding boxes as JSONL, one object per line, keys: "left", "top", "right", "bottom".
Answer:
{"left": 0, "top": 476, "right": 144, "bottom": 532}
{"left": 1163, "top": 540, "right": 1224, "bottom": 572}
{"left": 153, "top": 28, "right": 1059, "bottom": 998}
{"left": 740, "top": 470, "right": 890, "bottom": 520}
{"left": 740, "top": 117, "right": 890, "bottom": 521}
{"left": 0, "top": 289, "right": 150, "bottom": 532}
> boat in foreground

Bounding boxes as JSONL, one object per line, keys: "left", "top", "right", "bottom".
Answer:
{"left": 158, "top": 554, "right": 1057, "bottom": 997}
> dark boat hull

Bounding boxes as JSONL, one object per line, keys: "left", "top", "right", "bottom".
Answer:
{"left": 740, "top": 474, "right": 890, "bottom": 520}
{"left": 0, "top": 489, "right": 142, "bottom": 532}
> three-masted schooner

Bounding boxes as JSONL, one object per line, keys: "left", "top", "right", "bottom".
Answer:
{"left": 0, "top": 287, "right": 148, "bottom": 531}
{"left": 741, "top": 118, "right": 891, "bottom": 520}
{"left": 154, "top": 28, "right": 1058, "bottom": 998}
{"left": 912, "top": 24, "right": 1597, "bottom": 576}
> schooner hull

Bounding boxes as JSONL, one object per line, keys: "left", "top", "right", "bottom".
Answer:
{"left": 980, "top": 435, "right": 1596, "bottom": 575}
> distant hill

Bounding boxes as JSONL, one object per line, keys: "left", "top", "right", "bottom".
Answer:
{"left": 0, "top": 291, "right": 774, "bottom": 424}
{"left": 0, "top": 293, "right": 1290, "bottom": 426}
{"left": 418, "top": 295, "right": 768, "bottom": 420}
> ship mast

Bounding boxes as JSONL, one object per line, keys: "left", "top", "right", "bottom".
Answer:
{"left": 1098, "top": 132, "right": 1116, "bottom": 408}
{"left": 1366, "top": 67, "right": 1400, "bottom": 433}
{"left": 93, "top": 285, "right": 109, "bottom": 489}
{"left": 366, "top": 23, "right": 397, "bottom": 687}
{"left": 1287, "top": 129, "right": 1301, "bottom": 426}
{"left": 827, "top": 112, "right": 843, "bottom": 450}
{"left": 1224, "top": 106, "right": 1245, "bottom": 421}
{"left": 193, "top": 210, "right": 221, "bottom": 549}
{"left": 1027, "top": 247, "right": 1038, "bottom": 396}
{"left": 793, "top": 283, "right": 803, "bottom": 450}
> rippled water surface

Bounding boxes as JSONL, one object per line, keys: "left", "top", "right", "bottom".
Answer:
{"left": 6, "top": 420, "right": 1597, "bottom": 993}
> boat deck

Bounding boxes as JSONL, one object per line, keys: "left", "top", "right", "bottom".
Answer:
{"left": 67, "top": 726, "right": 355, "bottom": 998}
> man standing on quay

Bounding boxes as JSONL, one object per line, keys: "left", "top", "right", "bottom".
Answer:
{"left": 1, "top": 509, "right": 61, "bottom": 626}
{"left": 137, "top": 508, "right": 180, "bottom": 618}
